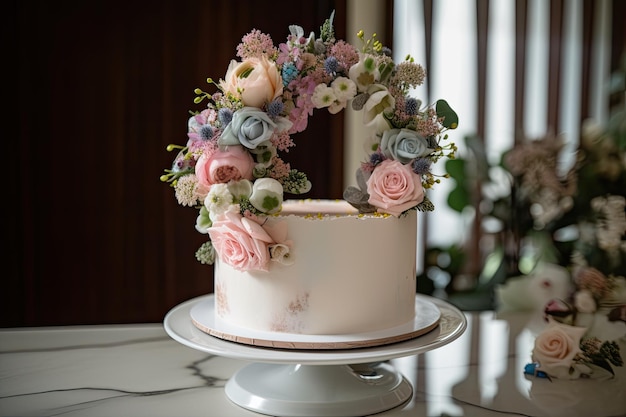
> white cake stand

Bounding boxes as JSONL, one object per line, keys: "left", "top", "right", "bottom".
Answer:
{"left": 164, "top": 294, "right": 467, "bottom": 417}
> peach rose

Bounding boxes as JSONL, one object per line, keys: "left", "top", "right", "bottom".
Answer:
{"left": 220, "top": 57, "right": 283, "bottom": 108}
{"left": 195, "top": 145, "right": 254, "bottom": 189}
{"left": 531, "top": 319, "right": 587, "bottom": 379}
{"left": 366, "top": 159, "right": 424, "bottom": 216}
{"left": 208, "top": 209, "right": 274, "bottom": 272}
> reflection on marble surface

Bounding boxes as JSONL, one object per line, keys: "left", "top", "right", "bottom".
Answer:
{"left": 1, "top": 312, "right": 625, "bottom": 417}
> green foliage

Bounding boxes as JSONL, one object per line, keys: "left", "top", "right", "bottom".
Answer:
{"left": 445, "top": 159, "right": 469, "bottom": 212}
{"left": 319, "top": 10, "right": 335, "bottom": 42}
{"left": 436, "top": 99, "right": 459, "bottom": 129}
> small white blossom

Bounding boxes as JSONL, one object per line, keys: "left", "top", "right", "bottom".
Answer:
{"left": 205, "top": 183, "right": 234, "bottom": 220}
{"left": 331, "top": 76, "right": 356, "bottom": 101}
{"left": 269, "top": 243, "right": 294, "bottom": 265}
{"left": 311, "top": 84, "right": 337, "bottom": 109}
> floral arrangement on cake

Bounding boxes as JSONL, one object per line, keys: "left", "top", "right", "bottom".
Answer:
{"left": 161, "top": 12, "right": 458, "bottom": 272}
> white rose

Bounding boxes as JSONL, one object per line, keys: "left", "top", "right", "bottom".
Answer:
{"left": 531, "top": 319, "right": 587, "bottom": 379}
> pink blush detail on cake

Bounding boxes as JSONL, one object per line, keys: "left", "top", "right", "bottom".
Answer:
{"left": 214, "top": 199, "right": 418, "bottom": 336}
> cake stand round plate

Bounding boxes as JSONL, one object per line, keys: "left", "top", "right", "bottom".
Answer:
{"left": 164, "top": 294, "right": 466, "bottom": 417}
{"left": 190, "top": 294, "right": 441, "bottom": 350}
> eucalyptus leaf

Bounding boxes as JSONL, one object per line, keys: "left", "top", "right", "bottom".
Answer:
{"left": 436, "top": 99, "right": 458, "bottom": 129}
{"left": 445, "top": 158, "right": 466, "bottom": 180}
{"left": 447, "top": 184, "right": 470, "bottom": 212}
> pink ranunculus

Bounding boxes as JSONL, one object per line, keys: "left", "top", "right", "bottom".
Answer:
{"left": 366, "top": 159, "right": 424, "bottom": 216}
{"left": 195, "top": 145, "right": 255, "bottom": 189}
{"left": 208, "top": 209, "right": 275, "bottom": 272}
{"left": 219, "top": 57, "right": 283, "bottom": 108}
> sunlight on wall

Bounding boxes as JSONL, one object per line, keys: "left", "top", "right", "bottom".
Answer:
{"left": 590, "top": 0, "right": 612, "bottom": 123}
{"left": 486, "top": 0, "right": 515, "bottom": 163}
{"left": 525, "top": 0, "right": 549, "bottom": 139}
{"left": 559, "top": 0, "right": 583, "bottom": 172}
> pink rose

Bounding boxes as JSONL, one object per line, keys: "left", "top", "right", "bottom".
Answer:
{"left": 208, "top": 209, "right": 274, "bottom": 272}
{"left": 366, "top": 159, "right": 424, "bottom": 216}
{"left": 195, "top": 145, "right": 255, "bottom": 188}
{"left": 531, "top": 319, "right": 587, "bottom": 379}
{"left": 219, "top": 57, "right": 283, "bottom": 108}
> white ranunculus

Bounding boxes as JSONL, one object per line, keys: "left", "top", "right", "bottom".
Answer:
{"left": 349, "top": 53, "right": 380, "bottom": 92}
{"left": 227, "top": 179, "right": 253, "bottom": 202}
{"left": 249, "top": 178, "right": 284, "bottom": 214}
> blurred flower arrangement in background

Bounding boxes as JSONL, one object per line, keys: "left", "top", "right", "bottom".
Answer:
{"left": 424, "top": 54, "right": 626, "bottom": 379}
{"left": 521, "top": 105, "right": 626, "bottom": 379}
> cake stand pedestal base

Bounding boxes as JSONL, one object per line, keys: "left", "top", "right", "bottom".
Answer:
{"left": 225, "top": 362, "right": 412, "bottom": 417}
{"left": 164, "top": 295, "right": 467, "bottom": 417}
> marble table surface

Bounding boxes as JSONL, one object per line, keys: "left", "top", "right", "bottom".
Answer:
{"left": 1, "top": 305, "right": 625, "bottom": 417}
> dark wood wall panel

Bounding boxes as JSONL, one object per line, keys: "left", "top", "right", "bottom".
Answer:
{"left": 547, "top": 0, "right": 564, "bottom": 132}
{"left": 514, "top": 0, "right": 528, "bottom": 139}
{"left": 9, "top": 0, "right": 347, "bottom": 327}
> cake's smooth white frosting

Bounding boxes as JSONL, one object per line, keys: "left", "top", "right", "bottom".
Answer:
{"left": 214, "top": 199, "right": 417, "bottom": 335}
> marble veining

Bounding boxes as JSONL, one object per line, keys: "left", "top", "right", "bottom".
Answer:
{"left": 1, "top": 314, "right": 625, "bottom": 417}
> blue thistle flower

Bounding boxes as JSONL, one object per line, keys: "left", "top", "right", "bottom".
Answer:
{"left": 266, "top": 98, "right": 284, "bottom": 118}
{"left": 218, "top": 108, "right": 233, "bottom": 126}
{"left": 370, "top": 152, "right": 384, "bottom": 166}
{"left": 199, "top": 124, "right": 214, "bottom": 140}
{"left": 282, "top": 62, "right": 298, "bottom": 87}
{"left": 412, "top": 158, "right": 431, "bottom": 175}
{"left": 324, "top": 56, "right": 338, "bottom": 74}
{"left": 405, "top": 97, "right": 419, "bottom": 116}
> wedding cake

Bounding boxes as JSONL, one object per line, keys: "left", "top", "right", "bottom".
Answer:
{"left": 161, "top": 12, "right": 458, "bottom": 338}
